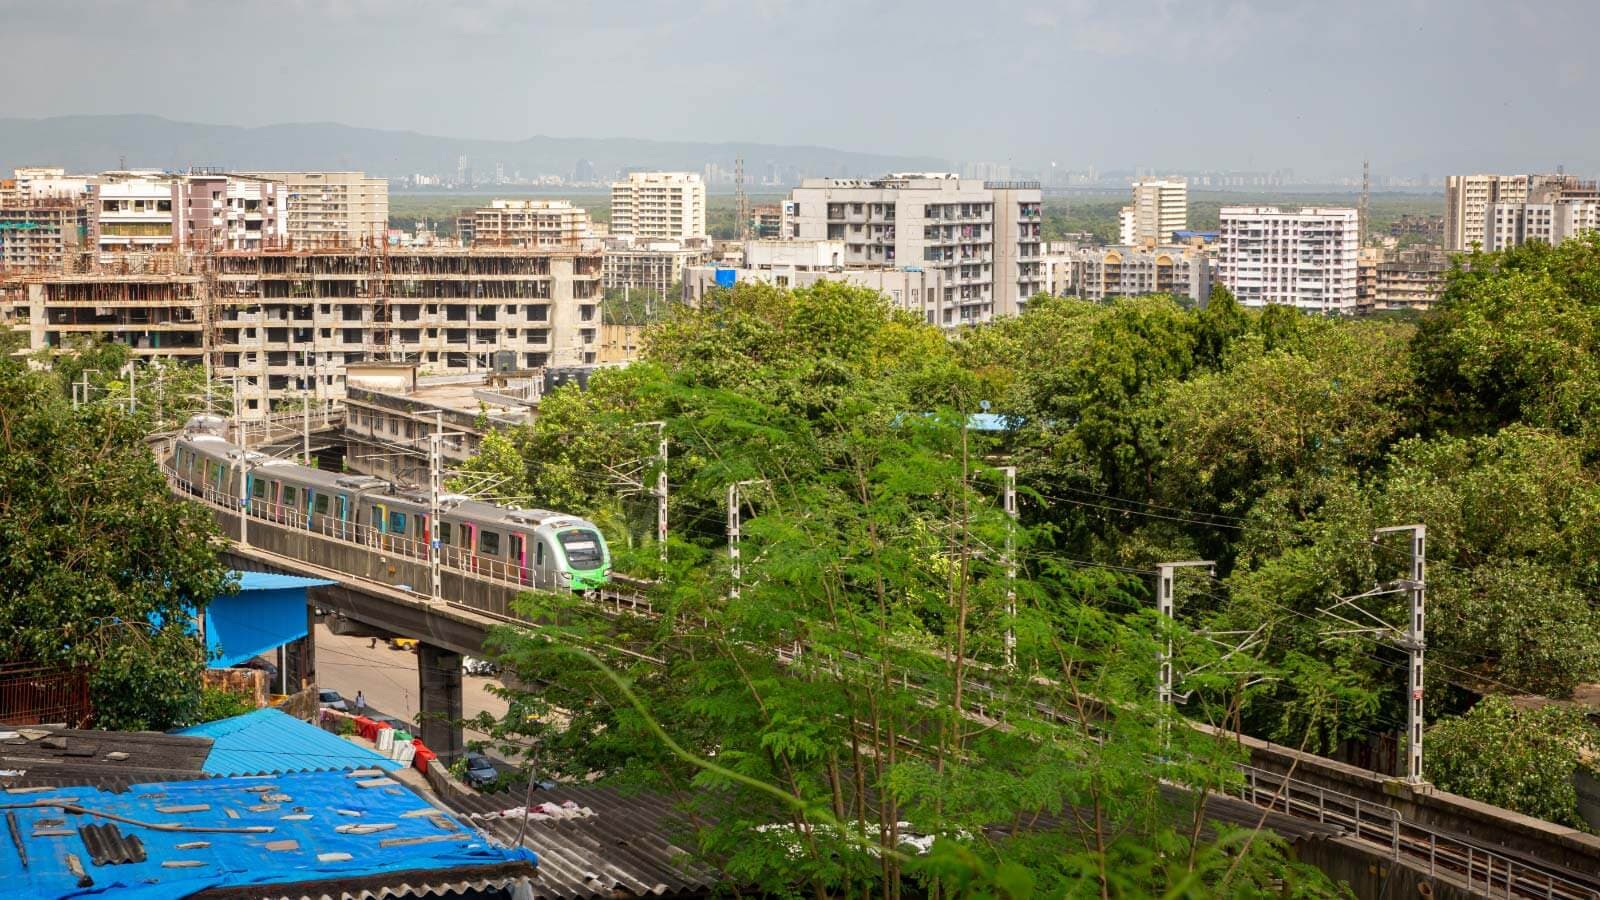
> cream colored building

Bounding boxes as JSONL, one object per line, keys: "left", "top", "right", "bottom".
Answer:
{"left": 610, "top": 172, "right": 706, "bottom": 241}
{"left": 1, "top": 247, "right": 601, "bottom": 417}
{"left": 238, "top": 171, "right": 389, "bottom": 247}
{"left": 470, "top": 199, "right": 591, "bottom": 248}
{"left": 1068, "top": 244, "right": 1211, "bottom": 306}
{"left": 1118, "top": 178, "right": 1188, "bottom": 246}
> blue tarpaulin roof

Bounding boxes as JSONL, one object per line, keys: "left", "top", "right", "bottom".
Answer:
{"left": 205, "top": 571, "right": 331, "bottom": 668}
{"left": 0, "top": 770, "right": 536, "bottom": 900}
{"left": 174, "top": 708, "right": 401, "bottom": 776}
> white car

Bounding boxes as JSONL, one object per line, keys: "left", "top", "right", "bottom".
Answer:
{"left": 318, "top": 689, "right": 348, "bottom": 711}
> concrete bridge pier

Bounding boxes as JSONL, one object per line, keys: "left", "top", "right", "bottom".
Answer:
{"left": 419, "top": 642, "right": 465, "bottom": 763}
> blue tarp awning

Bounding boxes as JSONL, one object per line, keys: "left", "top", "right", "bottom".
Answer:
{"left": 206, "top": 572, "right": 331, "bottom": 668}
{"left": 174, "top": 708, "right": 401, "bottom": 775}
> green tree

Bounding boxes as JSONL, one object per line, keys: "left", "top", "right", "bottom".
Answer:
{"left": 1429, "top": 696, "right": 1599, "bottom": 828}
{"left": 470, "top": 285, "right": 1343, "bottom": 896}
{"left": 0, "top": 348, "right": 230, "bottom": 729}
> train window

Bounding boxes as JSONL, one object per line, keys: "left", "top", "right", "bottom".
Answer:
{"left": 438, "top": 522, "right": 452, "bottom": 546}
{"left": 415, "top": 516, "right": 427, "bottom": 539}
{"left": 314, "top": 494, "right": 330, "bottom": 515}
{"left": 389, "top": 511, "right": 407, "bottom": 534}
{"left": 282, "top": 485, "right": 297, "bottom": 507}
{"left": 371, "top": 506, "right": 384, "bottom": 530}
{"left": 479, "top": 530, "right": 501, "bottom": 556}
{"left": 559, "top": 529, "right": 604, "bottom": 568}
{"left": 536, "top": 541, "right": 544, "bottom": 565}
{"left": 251, "top": 479, "right": 266, "bottom": 499}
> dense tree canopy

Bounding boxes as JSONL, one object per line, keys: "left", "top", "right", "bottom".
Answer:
{"left": 0, "top": 342, "right": 231, "bottom": 729}
{"left": 460, "top": 235, "right": 1600, "bottom": 891}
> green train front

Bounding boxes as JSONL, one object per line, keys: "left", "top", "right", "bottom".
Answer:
{"left": 531, "top": 518, "right": 612, "bottom": 591}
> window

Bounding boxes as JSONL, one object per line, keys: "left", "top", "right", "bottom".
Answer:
{"left": 389, "top": 510, "right": 407, "bottom": 534}
{"left": 438, "top": 522, "right": 452, "bottom": 546}
{"left": 251, "top": 479, "right": 267, "bottom": 498}
{"left": 536, "top": 541, "right": 544, "bottom": 566}
{"left": 314, "top": 494, "right": 330, "bottom": 515}
{"left": 479, "top": 530, "right": 502, "bottom": 556}
{"left": 281, "top": 485, "right": 297, "bottom": 508}
{"left": 558, "top": 528, "right": 604, "bottom": 568}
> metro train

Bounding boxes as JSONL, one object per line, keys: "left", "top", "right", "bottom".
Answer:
{"left": 167, "top": 417, "right": 612, "bottom": 592}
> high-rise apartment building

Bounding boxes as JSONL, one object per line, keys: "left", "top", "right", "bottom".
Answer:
{"left": 1217, "top": 206, "right": 1359, "bottom": 313}
{"left": 1118, "top": 179, "right": 1188, "bottom": 246}
{"left": 1445, "top": 174, "right": 1528, "bottom": 251}
{"left": 610, "top": 172, "right": 706, "bottom": 241}
{"left": 600, "top": 239, "right": 708, "bottom": 298}
{"left": 782, "top": 174, "right": 1043, "bottom": 324}
{"left": 238, "top": 171, "right": 389, "bottom": 246}
{"left": 469, "top": 199, "right": 592, "bottom": 248}
{"left": 1478, "top": 175, "right": 1600, "bottom": 252}
{"left": 171, "top": 174, "right": 286, "bottom": 252}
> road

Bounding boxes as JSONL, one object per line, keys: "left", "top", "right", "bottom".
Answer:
{"left": 311, "top": 623, "right": 511, "bottom": 755}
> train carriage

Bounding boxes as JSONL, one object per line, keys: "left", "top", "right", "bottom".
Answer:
{"left": 168, "top": 418, "right": 612, "bottom": 593}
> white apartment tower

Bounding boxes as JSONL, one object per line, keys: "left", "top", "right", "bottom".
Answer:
{"left": 782, "top": 174, "right": 1043, "bottom": 325}
{"left": 1217, "top": 206, "right": 1360, "bottom": 314}
{"left": 1118, "top": 178, "right": 1188, "bottom": 246}
{"left": 610, "top": 172, "right": 706, "bottom": 241}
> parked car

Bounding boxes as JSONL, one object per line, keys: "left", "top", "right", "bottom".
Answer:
{"left": 462, "top": 656, "right": 498, "bottom": 676}
{"left": 318, "top": 689, "right": 348, "bottom": 711}
{"left": 388, "top": 636, "right": 419, "bottom": 651}
{"left": 463, "top": 752, "right": 499, "bottom": 789}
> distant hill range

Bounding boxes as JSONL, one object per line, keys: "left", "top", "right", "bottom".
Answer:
{"left": 0, "top": 114, "right": 951, "bottom": 186}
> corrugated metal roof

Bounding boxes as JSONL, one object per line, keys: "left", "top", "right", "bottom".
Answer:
{"left": 442, "top": 785, "right": 718, "bottom": 899}
{"left": 0, "top": 725, "right": 212, "bottom": 792}
{"left": 0, "top": 770, "right": 536, "bottom": 899}
{"left": 173, "top": 708, "right": 401, "bottom": 776}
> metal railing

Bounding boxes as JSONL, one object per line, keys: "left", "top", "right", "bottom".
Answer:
{"left": 1229, "top": 765, "right": 1599, "bottom": 899}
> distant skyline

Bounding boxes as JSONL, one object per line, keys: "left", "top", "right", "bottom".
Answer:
{"left": 2, "top": 0, "right": 1598, "bottom": 179}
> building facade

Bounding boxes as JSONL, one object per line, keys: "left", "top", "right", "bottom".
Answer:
{"left": 469, "top": 199, "right": 591, "bottom": 248}
{"left": 1372, "top": 248, "right": 1450, "bottom": 311}
{"left": 171, "top": 174, "right": 287, "bottom": 252}
{"left": 781, "top": 175, "right": 1042, "bottom": 324}
{"left": 237, "top": 171, "right": 389, "bottom": 246}
{"left": 610, "top": 172, "right": 706, "bottom": 242}
{"left": 600, "top": 239, "right": 708, "bottom": 297}
{"left": 0, "top": 200, "right": 91, "bottom": 272}
{"left": 1480, "top": 176, "right": 1600, "bottom": 251}
{"left": 1118, "top": 178, "right": 1188, "bottom": 246}
{"left": 1217, "top": 206, "right": 1360, "bottom": 313}
{"left": 1068, "top": 244, "right": 1211, "bottom": 306}
{"left": 683, "top": 257, "right": 949, "bottom": 325}
{"left": 2, "top": 247, "right": 601, "bottom": 417}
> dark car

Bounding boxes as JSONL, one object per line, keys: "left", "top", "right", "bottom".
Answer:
{"left": 464, "top": 752, "right": 499, "bottom": 789}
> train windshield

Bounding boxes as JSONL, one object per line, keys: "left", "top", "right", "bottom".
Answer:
{"left": 558, "top": 528, "right": 605, "bottom": 569}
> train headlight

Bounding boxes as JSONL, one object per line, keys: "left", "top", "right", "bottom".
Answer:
{"left": 559, "top": 571, "right": 572, "bottom": 582}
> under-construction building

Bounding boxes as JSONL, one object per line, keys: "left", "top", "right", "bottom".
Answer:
{"left": 1, "top": 246, "right": 602, "bottom": 417}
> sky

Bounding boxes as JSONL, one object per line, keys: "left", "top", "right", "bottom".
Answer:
{"left": 2, "top": 0, "right": 1598, "bottom": 178}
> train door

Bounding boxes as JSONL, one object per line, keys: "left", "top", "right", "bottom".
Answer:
{"left": 370, "top": 502, "right": 387, "bottom": 548}
{"left": 461, "top": 522, "right": 478, "bottom": 572}
{"left": 534, "top": 538, "right": 547, "bottom": 589}
{"left": 512, "top": 533, "right": 529, "bottom": 584}
{"left": 335, "top": 494, "right": 349, "bottom": 540}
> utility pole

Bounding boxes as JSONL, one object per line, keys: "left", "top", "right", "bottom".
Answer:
{"left": 1002, "top": 465, "right": 1017, "bottom": 669}
{"left": 1376, "top": 524, "right": 1426, "bottom": 785}
{"left": 649, "top": 423, "right": 668, "bottom": 565}
{"left": 1155, "top": 560, "right": 1215, "bottom": 735}
{"left": 126, "top": 361, "right": 136, "bottom": 414}
{"left": 727, "top": 479, "right": 765, "bottom": 600}
{"left": 430, "top": 431, "right": 443, "bottom": 603}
